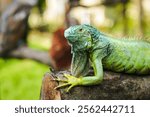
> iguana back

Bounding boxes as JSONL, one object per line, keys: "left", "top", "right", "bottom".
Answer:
{"left": 102, "top": 36, "right": 150, "bottom": 75}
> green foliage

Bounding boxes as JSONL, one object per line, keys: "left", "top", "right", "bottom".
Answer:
{"left": 0, "top": 58, "right": 49, "bottom": 100}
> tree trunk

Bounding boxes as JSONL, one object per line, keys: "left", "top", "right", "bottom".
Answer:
{"left": 40, "top": 70, "right": 150, "bottom": 100}
{"left": 0, "top": 0, "right": 37, "bottom": 55}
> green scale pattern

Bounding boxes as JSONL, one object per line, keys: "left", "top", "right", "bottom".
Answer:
{"left": 102, "top": 37, "right": 150, "bottom": 74}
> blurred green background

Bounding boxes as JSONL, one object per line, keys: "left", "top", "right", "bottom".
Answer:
{"left": 0, "top": 31, "right": 50, "bottom": 100}
{"left": 0, "top": 0, "right": 150, "bottom": 100}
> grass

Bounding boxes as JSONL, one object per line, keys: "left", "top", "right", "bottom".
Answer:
{"left": 0, "top": 31, "right": 50, "bottom": 100}
{"left": 0, "top": 58, "right": 49, "bottom": 100}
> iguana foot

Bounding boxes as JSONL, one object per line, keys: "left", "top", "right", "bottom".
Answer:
{"left": 54, "top": 73, "right": 81, "bottom": 92}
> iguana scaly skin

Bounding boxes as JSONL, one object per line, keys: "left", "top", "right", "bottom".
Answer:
{"left": 55, "top": 24, "right": 150, "bottom": 92}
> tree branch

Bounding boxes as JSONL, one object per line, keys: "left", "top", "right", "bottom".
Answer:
{"left": 40, "top": 70, "right": 150, "bottom": 100}
{"left": 6, "top": 46, "right": 51, "bottom": 65}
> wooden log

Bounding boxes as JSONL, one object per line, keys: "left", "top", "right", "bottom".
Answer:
{"left": 40, "top": 72, "right": 61, "bottom": 100}
{"left": 6, "top": 46, "right": 51, "bottom": 65}
{"left": 40, "top": 70, "right": 150, "bottom": 100}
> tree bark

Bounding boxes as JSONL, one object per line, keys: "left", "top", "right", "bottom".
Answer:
{"left": 40, "top": 70, "right": 150, "bottom": 100}
{"left": 0, "top": 0, "right": 37, "bottom": 55}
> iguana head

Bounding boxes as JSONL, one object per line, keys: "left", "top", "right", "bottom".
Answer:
{"left": 64, "top": 24, "right": 99, "bottom": 51}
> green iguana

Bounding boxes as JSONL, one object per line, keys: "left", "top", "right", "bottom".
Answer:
{"left": 55, "top": 24, "right": 150, "bottom": 92}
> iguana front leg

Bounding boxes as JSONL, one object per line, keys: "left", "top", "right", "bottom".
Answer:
{"left": 55, "top": 56, "right": 103, "bottom": 92}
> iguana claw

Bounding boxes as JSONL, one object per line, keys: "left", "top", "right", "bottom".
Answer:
{"left": 54, "top": 73, "right": 81, "bottom": 92}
